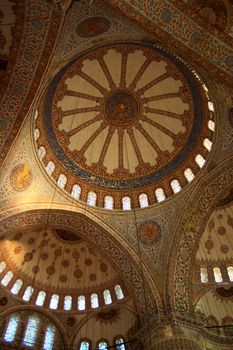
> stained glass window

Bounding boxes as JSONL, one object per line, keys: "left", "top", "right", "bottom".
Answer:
{"left": 170, "top": 179, "right": 181, "bottom": 194}
{"left": 0, "top": 261, "right": 6, "bottom": 273}
{"left": 208, "top": 101, "right": 214, "bottom": 112}
{"left": 213, "top": 267, "right": 223, "bottom": 283}
{"left": 116, "top": 338, "right": 126, "bottom": 350}
{"left": 78, "top": 295, "right": 85, "bottom": 311}
{"left": 1, "top": 271, "right": 13, "bottom": 287}
{"left": 43, "top": 325, "right": 55, "bottom": 350}
{"left": 195, "top": 154, "right": 205, "bottom": 168}
{"left": 155, "top": 188, "right": 165, "bottom": 202}
{"left": 46, "top": 161, "right": 55, "bottom": 175}
{"left": 200, "top": 267, "right": 208, "bottom": 283}
{"left": 104, "top": 195, "right": 114, "bottom": 210}
{"left": 57, "top": 174, "right": 67, "bottom": 189}
{"left": 203, "top": 138, "right": 212, "bottom": 151}
{"left": 115, "top": 285, "right": 124, "bottom": 300}
{"left": 49, "top": 294, "right": 59, "bottom": 310}
{"left": 23, "top": 316, "right": 39, "bottom": 347}
{"left": 64, "top": 296, "right": 72, "bottom": 311}
{"left": 227, "top": 266, "right": 233, "bottom": 282}
{"left": 91, "top": 293, "right": 99, "bottom": 309}
{"left": 11, "top": 279, "right": 23, "bottom": 295}
{"left": 23, "top": 286, "right": 34, "bottom": 302}
{"left": 184, "top": 168, "right": 195, "bottom": 182}
{"left": 99, "top": 341, "right": 108, "bottom": 349}
{"left": 87, "top": 191, "right": 97, "bottom": 206}
{"left": 38, "top": 146, "right": 46, "bottom": 159}
{"left": 35, "top": 291, "right": 46, "bottom": 307}
{"left": 103, "top": 290, "right": 112, "bottom": 305}
{"left": 80, "top": 341, "right": 89, "bottom": 350}
{"left": 34, "top": 128, "right": 40, "bottom": 141}
{"left": 208, "top": 120, "right": 215, "bottom": 131}
{"left": 122, "top": 196, "right": 131, "bottom": 210}
{"left": 4, "top": 315, "right": 19, "bottom": 343}
{"left": 139, "top": 193, "right": 149, "bottom": 208}
{"left": 71, "top": 184, "right": 81, "bottom": 199}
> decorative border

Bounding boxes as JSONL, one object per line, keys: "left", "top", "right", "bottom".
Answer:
{"left": 169, "top": 157, "right": 233, "bottom": 311}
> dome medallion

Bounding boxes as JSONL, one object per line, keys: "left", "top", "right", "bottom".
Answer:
{"left": 35, "top": 43, "right": 215, "bottom": 209}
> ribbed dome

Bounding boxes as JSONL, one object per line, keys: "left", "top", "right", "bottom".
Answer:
{"left": 35, "top": 42, "right": 214, "bottom": 208}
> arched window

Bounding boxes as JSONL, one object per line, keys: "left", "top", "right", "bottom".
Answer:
{"left": 46, "top": 161, "right": 55, "bottom": 175}
{"left": 34, "top": 128, "right": 40, "bottom": 141}
{"left": 57, "top": 174, "right": 67, "bottom": 188}
{"left": 139, "top": 193, "right": 149, "bottom": 208}
{"left": 227, "top": 266, "right": 233, "bottom": 282}
{"left": 36, "top": 291, "right": 46, "bottom": 307}
{"left": 115, "top": 285, "right": 124, "bottom": 300}
{"left": 195, "top": 154, "right": 205, "bottom": 168}
{"left": 49, "top": 294, "right": 59, "bottom": 310}
{"left": 103, "top": 290, "right": 112, "bottom": 305}
{"left": 213, "top": 267, "right": 223, "bottom": 283}
{"left": 23, "top": 315, "right": 39, "bottom": 347}
{"left": 155, "top": 188, "right": 165, "bottom": 203}
{"left": 116, "top": 338, "right": 126, "bottom": 350}
{"left": 122, "top": 196, "right": 131, "bottom": 210}
{"left": 71, "top": 184, "right": 81, "bottom": 199}
{"left": 11, "top": 279, "right": 23, "bottom": 295}
{"left": 170, "top": 179, "right": 181, "bottom": 194}
{"left": 184, "top": 168, "right": 195, "bottom": 182}
{"left": 43, "top": 325, "right": 55, "bottom": 350}
{"left": 200, "top": 267, "right": 208, "bottom": 283}
{"left": 208, "top": 101, "right": 214, "bottom": 112}
{"left": 203, "top": 138, "right": 212, "bottom": 151}
{"left": 23, "top": 286, "right": 34, "bottom": 302}
{"left": 208, "top": 120, "right": 215, "bottom": 131}
{"left": 91, "top": 293, "right": 99, "bottom": 309}
{"left": 1, "top": 271, "right": 13, "bottom": 287}
{"left": 104, "top": 195, "right": 114, "bottom": 210}
{"left": 64, "top": 296, "right": 72, "bottom": 311}
{"left": 4, "top": 315, "right": 19, "bottom": 343}
{"left": 78, "top": 295, "right": 85, "bottom": 311}
{"left": 87, "top": 191, "right": 97, "bottom": 206}
{"left": 38, "top": 146, "right": 46, "bottom": 159}
{"left": 80, "top": 341, "right": 90, "bottom": 350}
{"left": 0, "top": 261, "right": 6, "bottom": 274}
{"left": 99, "top": 341, "right": 108, "bottom": 349}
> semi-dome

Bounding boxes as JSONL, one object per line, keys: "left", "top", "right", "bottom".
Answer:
{"left": 0, "top": 227, "right": 127, "bottom": 312}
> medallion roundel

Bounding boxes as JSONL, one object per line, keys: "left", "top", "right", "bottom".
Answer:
{"left": 35, "top": 42, "right": 214, "bottom": 208}
{"left": 76, "top": 16, "right": 111, "bottom": 38}
{"left": 10, "top": 164, "right": 32, "bottom": 192}
{"left": 104, "top": 91, "right": 139, "bottom": 126}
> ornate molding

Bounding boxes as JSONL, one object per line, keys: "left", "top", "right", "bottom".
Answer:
{"left": 169, "top": 157, "right": 233, "bottom": 311}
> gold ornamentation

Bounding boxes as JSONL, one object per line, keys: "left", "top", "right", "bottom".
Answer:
{"left": 9, "top": 163, "right": 32, "bottom": 191}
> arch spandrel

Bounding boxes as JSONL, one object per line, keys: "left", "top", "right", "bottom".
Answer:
{"left": 0, "top": 207, "right": 162, "bottom": 315}
{"left": 168, "top": 157, "right": 233, "bottom": 312}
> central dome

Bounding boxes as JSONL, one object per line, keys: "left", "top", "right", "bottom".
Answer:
{"left": 35, "top": 42, "right": 214, "bottom": 208}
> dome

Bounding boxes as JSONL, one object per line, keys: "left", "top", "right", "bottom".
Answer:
{"left": 35, "top": 42, "right": 215, "bottom": 209}
{"left": 0, "top": 227, "right": 127, "bottom": 312}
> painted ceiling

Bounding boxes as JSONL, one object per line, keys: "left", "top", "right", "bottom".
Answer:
{"left": 35, "top": 40, "right": 214, "bottom": 208}
{"left": 0, "top": 227, "right": 125, "bottom": 296}
{"left": 196, "top": 203, "right": 233, "bottom": 263}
